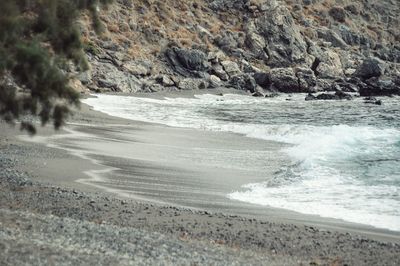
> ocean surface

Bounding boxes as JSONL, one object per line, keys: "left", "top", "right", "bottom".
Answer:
{"left": 83, "top": 94, "right": 400, "bottom": 231}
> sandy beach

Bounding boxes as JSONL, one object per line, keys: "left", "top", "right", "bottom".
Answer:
{"left": 1, "top": 94, "right": 400, "bottom": 265}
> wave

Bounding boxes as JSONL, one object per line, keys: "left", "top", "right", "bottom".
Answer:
{"left": 83, "top": 94, "right": 400, "bottom": 231}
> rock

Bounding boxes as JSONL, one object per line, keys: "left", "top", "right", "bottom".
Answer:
{"left": 354, "top": 57, "right": 386, "bottom": 80}
{"left": 221, "top": 60, "right": 241, "bottom": 77}
{"left": 207, "top": 51, "right": 225, "bottom": 64}
{"left": 123, "top": 60, "right": 152, "bottom": 76}
{"left": 364, "top": 97, "right": 382, "bottom": 105}
{"left": 155, "top": 75, "right": 175, "bottom": 87}
{"left": 245, "top": 30, "right": 268, "bottom": 60}
{"left": 253, "top": 72, "right": 271, "bottom": 88}
{"left": 315, "top": 93, "right": 338, "bottom": 100}
{"left": 211, "top": 64, "right": 229, "bottom": 81}
{"left": 214, "top": 30, "right": 244, "bottom": 53}
{"left": 306, "top": 91, "right": 352, "bottom": 100}
{"left": 338, "top": 25, "right": 360, "bottom": 46}
{"left": 166, "top": 47, "right": 209, "bottom": 76}
{"left": 344, "top": 68, "right": 356, "bottom": 76}
{"left": 269, "top": 68, "right": 299, "bottom": 93}
{"left": 178, "top": 78, "right": 208, "bottom": 90}
{"left": 76, "top": 70, "right": 92, "bottom": 85}
{"left": 329, "top": 6, "right": 346, "bottom": 22}
{"left": 314, "top": 49, "right": 343, "bottom": 78}
{"left": 147, "top": 83, "right": 165, "bottom": 92}
{"left": 359, "top": 77, "right": 400, "bottom": 96}
{"left": 253, "top": 1, "right": 308, "bottom": 67}
{"left": 100, "top": 41, "right": 120, "bottom": 51}
{"left": 208, "top": 75, "right": 222, "bottom": 88}
{"left": 344, "top": 4, "right": 360, "bottom": 15}
{"left": 295, "top": 68, "right": 317, "bottom": 92}
{"left": 317, "top": 28, "right": 347, "bottom": 48}
{"left": 229, "top": 74, "right": 257, "bottom": 92}
{"left": 334, "top": 90, "right": 353, "bottom": 100}
{"left": 93, "top": 62, "right": 142, "bottom": 93}
{"left": 251, "top": 86, "right": 270, "bottom": 97}
{"left": 305, "top": 93, "right": 316, "bottom": 101}
{"left": 69, "top": 79, "right": 88, "bottom": 94}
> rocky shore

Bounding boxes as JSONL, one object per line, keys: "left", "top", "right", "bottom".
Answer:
{"left": 72, "top": 0, "right": 399, "bottom": 99}
{"left": 1, "top": 0, "right": 400, "bottom": 264}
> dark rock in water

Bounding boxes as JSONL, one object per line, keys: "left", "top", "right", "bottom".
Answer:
{"left": 334, "top": 90, "right": 353, "bottom": 100}
{"left": 166, "top": 47, "right": 209, "bottom": 76}
{"left": 305, "top": 93, "right": 316, "bottom": 101}
{"left": 306, "top": 91, "right": 352, "bottom": 101}
{"left": 364, "top": 97, "right": 382, "bottom": 105}
{"left": 316, "top": 93, "right": 338, "bottom": 100}
{"left": 354, "top": 57, "right": 385, "bottom": 80}
{"left": 359, "top": 77, "right": 400, "bottom": 96}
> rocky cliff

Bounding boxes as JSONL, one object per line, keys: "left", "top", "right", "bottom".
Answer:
{"left": 75, "top": 0, "right": 400, "bottom": 97}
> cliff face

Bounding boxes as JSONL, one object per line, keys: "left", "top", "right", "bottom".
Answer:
{"left": 76, "top": 0, "right": 400, "bottom": 96}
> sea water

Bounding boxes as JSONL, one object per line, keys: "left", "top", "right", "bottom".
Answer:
{"left": 83, "top": 94, "right": 400, "bottom": 231}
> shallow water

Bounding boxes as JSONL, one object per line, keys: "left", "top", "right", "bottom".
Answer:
{"left": 83, "top": 94, "right": 400, "bottom": 231}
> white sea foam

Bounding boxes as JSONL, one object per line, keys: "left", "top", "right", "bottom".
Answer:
{"left": 83, "top": 94, "right": 400, "bottom": 231}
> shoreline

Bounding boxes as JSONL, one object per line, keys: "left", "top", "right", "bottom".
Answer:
{"left": 11, "top": 98, "right": 400, "bottom": 239}
{"left": 1, "top": 95, "right": 400, "bottom": 264}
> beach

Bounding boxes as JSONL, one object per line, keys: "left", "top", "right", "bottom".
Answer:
{"left": 1, "top": 94, "right": 400, "bottom": 265}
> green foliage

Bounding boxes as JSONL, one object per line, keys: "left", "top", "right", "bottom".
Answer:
{"left": 0, "top": 0, "right": 112, "bottom": 134}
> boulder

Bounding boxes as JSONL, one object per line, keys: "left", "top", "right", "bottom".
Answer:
{"left": 229, "top": 73, "right": 257, "bottom": 92}
{"left": 221, "top": 60, "right": 241, "bottom": 77}
{"left": 208, "top": 75, "right": 222, "bottom": 88}
{"left": 166, "top": 47, "right": 209, "bottom": 76}
{"left": 305, "top": 93, "right": 316, "bottom": 101}
{"left": 307, "top": 91, "right": 352, "bottom": 101}
{"left": 269, "top": 68, "right": 299, "bottom": 92}
{"left": 93, "top": 62, "right": 142, "bottom": 93}
{"left": 354, "top": 57, "right": 386, "bottom": 80}
{"left": 295, "top": 68, "right": 317, "bottom": 92}
{"left": 315, "top": 50, "right": 343, "bottom": 78}
{"left": 211, "top": 64, "right": 229, "bottom": 81}
{"left": 329, "top": 6, "right": 346, "bottom": 22}
{"left": 364, "top": 97, "right": 382, "bottom": 105}
{"left": 359, "top": 77, "right": 400, "bottom": 96}
{"left": 155, "top": 75, "right": 175, "bottom": 87}
{"left": 123, "top": 60, "right": 152, "bottom": 76}
{"left": 253, "top": 72, "right": 271, "bottom": 88}
{"left": 178, "top": 78, "right": 208, "bottom": 90}
{"left": 317, "top": 28, "right": 347, "bottom": 48}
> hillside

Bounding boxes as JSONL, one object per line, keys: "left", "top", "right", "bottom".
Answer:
{"left": 75, "top": 0, "right": 400, "bottom": 97}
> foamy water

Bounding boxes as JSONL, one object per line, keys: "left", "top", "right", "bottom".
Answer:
{"left": 83, "top": 94, "right": 400, "bottom": 231}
